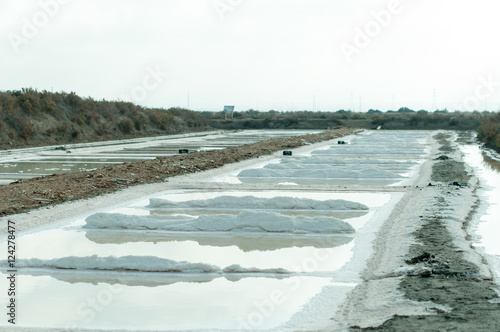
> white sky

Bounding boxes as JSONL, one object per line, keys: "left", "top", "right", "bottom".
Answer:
{"left": 2, "top": 0, "right": 500, "bottom": 112}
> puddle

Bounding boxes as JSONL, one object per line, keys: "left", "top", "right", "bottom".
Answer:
{"left": 0, "top": 130, "right": 319, "bottom": 183}
{"left": 0, "top": 274, "right": 333, "bottom": 330}
{"left": 462, "top": 144, "right": 500, "bottom": 283}
{"left": 0, "top": 130, "right": 433, "bottom": 330}
{"left": 15, "top": 228, "right": 355, "bottom": 273}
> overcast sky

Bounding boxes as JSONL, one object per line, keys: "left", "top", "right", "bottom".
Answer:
{"left": 2, "top": 0, "right": 500, "bottom": 112}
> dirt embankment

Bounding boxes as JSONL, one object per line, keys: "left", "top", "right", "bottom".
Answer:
{"left": 363, "top": 133, "right": 500, "bottom": 331}
{"left": 0, "top": 128, "right": 355, "bottom": 217}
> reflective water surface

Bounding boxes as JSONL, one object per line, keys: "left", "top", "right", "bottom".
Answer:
{"left": 0, "top": 130, "right": 433, "bottom": 330}
{"left": 462, "top": 144, "right": 500, "bottom": 283}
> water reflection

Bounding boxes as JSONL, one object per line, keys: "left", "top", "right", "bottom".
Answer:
{"left": 461, "top": 144, "right": 500, "bottom": 287}
{"left": 14, "top": 270, "right": 222, "bottom": 287}
{"left": 0, "top": 130, "right": 320, "bottom": 183}
{"left": 481, "top": 151, "right": 500, "bottom": 172}
{"left": 0, "top": 274, "right": 331, "bottom": 330}
{"left": 85, "top": 230, "right": 354, "bottom": 252}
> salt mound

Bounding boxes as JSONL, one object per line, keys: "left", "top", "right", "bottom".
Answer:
{"left": 85, "top": 211, "right": 355, "bottom": 234}
{"left": 238, "top": 168, "right": 402, "bottom": 179}
{"left": 312, "top": 146, "right": 425, "bottom": 155}
{"left": 12, "top": 255, "right": 220, "bottom": 273}
{"left": 85, "top": 213, "right": 195, "bottom": 229}
{"left": 222, "top": 264, "right": 290, "bottom": 274}
{"left": 149, "top": 195, "right": 368, "bottom": 210}
{"left": 265, "top": 163, "right": 412, "bottom": 175}
{"left": 265, "top": 162, "right": 410, "bottom": 173}
{"left": 279, "top": 157, "right": 417, "bottom": 166}
{"left": 5, "top": 256, "right": 296, "bottom": 275}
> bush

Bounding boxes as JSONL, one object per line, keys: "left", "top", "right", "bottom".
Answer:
{"left": 96, "top": 123, "right": 109, "bottom": 136}
{"left": 133, "top": 111, "right": 148, "bottom": 131}
{"left": 58, "top": 123, "right": 69, "bottom": 132}
{"left": 20, "top": 120, "right": 35, "bottom": 140}
{"left": 118, "top": 119, "right": 134, "bottom": 134}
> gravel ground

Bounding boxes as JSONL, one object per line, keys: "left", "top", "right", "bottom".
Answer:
{"left": 0, "top": 129, "right": 355, "bottom": 217}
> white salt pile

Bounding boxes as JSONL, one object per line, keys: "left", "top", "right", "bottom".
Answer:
{"left": 238, "top": 168, "right": 402, "bottom": 179}
{"left": 4, "top": 256, "right": 293, "bottom": 274}
{"left": 84, "top": 211, "right": 355, "bottom": 234}
{"left": 311, "top": 146, "right": 425, "bottom": 155}
{"left": 149, "top": 195, "right": 368, "bottom": 210}
{"left": 10, "top": 255, "right": 220, "bottom": 273}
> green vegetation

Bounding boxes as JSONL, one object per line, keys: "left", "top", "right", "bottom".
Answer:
{"left": 204, "top": 107, "right": 483, "bottom": 131}
{"left": 0, "top": 88, "right": 209, "bottom": 148}
{"left": 0, "top": 88, "right": 497, "bottom": 151}
{"left": 477, "top": 112, "right": 500, "bottom": 152}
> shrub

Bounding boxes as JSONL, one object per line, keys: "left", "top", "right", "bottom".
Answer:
{"left": 133, "top": 111, "right": 148, "bottom": 131}
{"left": 87, "top": 112, "right": 101, "bottom": 125}
{"left": 42, "top": 96, "right": 56, "bottom": 113}
{"left": 20, "top": 121, "right": 35, "bottom": 140}
{"left": 96, "top": 123, "right": 109, "bottom": 136}
{"left": 65, "top": 92, "right": 82, "bottom": 108}
{"left": 118, "top": 119, "right": 134, "bottom": 134}
{"left": 58, "top": 123, "right": 69, "bottom": 132}
{"left": 72, "top": 115, "right": 85, "bottom": 125}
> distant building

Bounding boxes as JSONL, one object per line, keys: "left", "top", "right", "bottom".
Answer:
{"left": 224, "top": 106, "right": 234, "bottom": 120}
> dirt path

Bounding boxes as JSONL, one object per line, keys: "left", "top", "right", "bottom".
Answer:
{"left": 368, "top": 134, "right": 500, "bottom": 330}
{"left": 0, "top": 129, "right": 355, "bottom": 217}
{"left": 336, "top": 132, "right": 500, "bottom": 331}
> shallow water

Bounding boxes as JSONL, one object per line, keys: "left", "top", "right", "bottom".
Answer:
{"left": 0, "top": 273, "right": 336, "bottom": 330}
{"left": 0, "top": 130, "right": 432, "bottom": 330}
{"left": 0, "top": 130, "right": 319, "bottom": 183}
{"left": 0, "top": 190, "right": 397, "bottom": 330}
{"left": 208, "top": 131, "right": 427, "bottom": 187}
{"left": 462, "top": 144, "right": 500, "bottom": 283}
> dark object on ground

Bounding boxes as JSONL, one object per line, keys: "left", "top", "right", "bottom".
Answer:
{"left": 283, "top": 151, "right": 292, "bottom": 156}
{"left": 434, "top": 155, "right": 450, "bottom": 160}
{"left": 405, "top": 252, "right": 434, "bottom": 264}
{"left": 179, "top": 149, "right": 189, "bottom": 154}
{"left": 338, "top": 140, "right": 347, "bottom": 144}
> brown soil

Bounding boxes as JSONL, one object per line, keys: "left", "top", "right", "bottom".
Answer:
{"left": 0, "top": 128, "right": 355, "bottom": 216}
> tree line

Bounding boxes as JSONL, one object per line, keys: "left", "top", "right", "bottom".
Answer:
{"left": 0, "top": 88, "right": 209, "bottom": 148}
{"left": 0, "top": 89, "right": 498, "bottom": 152}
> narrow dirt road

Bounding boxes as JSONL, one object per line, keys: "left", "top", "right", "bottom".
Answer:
{"left": 0, "top": 129, "right": 355, "bottom": 217}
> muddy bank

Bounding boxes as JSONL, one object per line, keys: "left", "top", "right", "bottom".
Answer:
{"left": 0, "top": 128, "right": 355, "bottom": 217}
{"left": 361, "top": 133, "right": 500, "bottom": 331}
